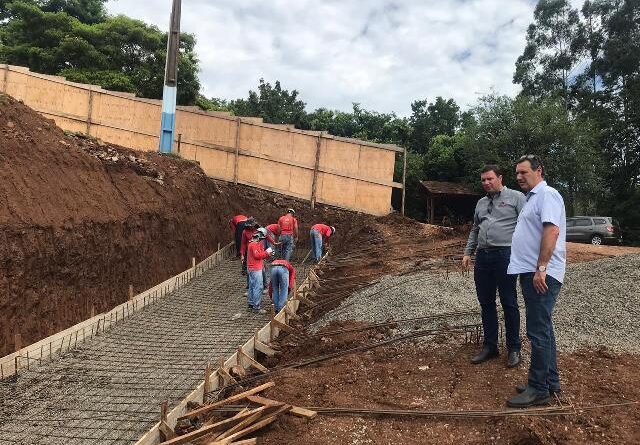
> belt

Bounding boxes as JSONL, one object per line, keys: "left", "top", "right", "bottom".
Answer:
{"left": 478, "top": 246, "right": 511, "bottom": 252}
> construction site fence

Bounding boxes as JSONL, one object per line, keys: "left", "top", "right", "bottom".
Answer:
{"left": 0, "top": 64, "right": 404, "bottom": 216}
{"left": 0, "top": 242, "right": 236, "bottom": 379}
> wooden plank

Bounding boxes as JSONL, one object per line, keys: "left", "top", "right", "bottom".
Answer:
{"left": 246, "top": 395, "right": 317, "bottom": 419}
{"left": 215, "top": 408, "right": 265, "bottom": 440}
{"left": 208, "top": 405, "right": 291, "bottom": 445}
{"left": 289, "top": 406, "right": 318, "bottom": 419}
{"left": 226, "top": 440, "right": 257, "bottom": 445}
{"left": 160, "top": 409, "right": 262, "bottom": 445}
{"left": 237, "top": 348, "right": 269, "bottom": 374}
{"left": 179, "top": 382, "right": 276, "bottom": 421}
{"left": 270, "top": 318, "right": 300, "bottom": 336}
{"left": 253, "top": 339, "right": 278, "bottom": 357}
{"left": 245, "top": 395, "right": 281, "bottom": 407}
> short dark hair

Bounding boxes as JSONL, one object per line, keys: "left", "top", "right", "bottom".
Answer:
{"left": 481, "top": 164, "right": 503, "bottom": 177}
{"left": 516, "top": 154, "right": 545, "bottom": 177}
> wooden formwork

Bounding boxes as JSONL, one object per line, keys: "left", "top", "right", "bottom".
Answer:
{"left": 0, "top": 64, "right": 404, "bottom": 216}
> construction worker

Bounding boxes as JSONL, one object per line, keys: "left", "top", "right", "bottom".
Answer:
{"left": 269, "top": 259, "right": 295, "bottom": 312}
{"left": 240, "top": 219, "right": 259, "bottom": 294}
{"left": 265, "top": 223, "right": 281, "bottom": 251}
{"left": 235, "top": 216, "right": 255, "bottom": 258}
{"left": 247, "top": 232, "right": 274, "bottom": 314}
{"left": 310, "top": 223, "right": 335, "bottom": 263}
{"left": 256, "top": 227, "right": 279, "bottom": 291}
{"left": 229, "top": 214, "right": 248, "bottom": 255}
{"left": 278, "top": 209, "right": 298, "bottom": 261}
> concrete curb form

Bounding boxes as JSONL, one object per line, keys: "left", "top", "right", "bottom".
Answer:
{"left": 133, "top": 252, "right": 327, "bottom": 445}
{"left": 0, "top": 243, "right": 235, "bottom": 379}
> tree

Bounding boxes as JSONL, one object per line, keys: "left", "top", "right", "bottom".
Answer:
{"left": 0, "top": 3, "right": 201, "bottom": 104}
{"left": 460, "top": 95, "right": 602, "bottom": 215}
{"left": 514, "top": 0, "right": 582, "bottom": 110}
{"left": 229, "top": 79, "right": 307, "bottom": 127}
{"left": 408, "top": 96, "right": 460, "bottom": 154}
{"left": 598, "top": 0, "right": 640, "bottom": 193}
{"left": 40, "top": 0, "right": 107, "bottom": 24}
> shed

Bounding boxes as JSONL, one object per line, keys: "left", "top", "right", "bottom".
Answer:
{"left": 420, "top": 180, "right": 481, "bottom": 225}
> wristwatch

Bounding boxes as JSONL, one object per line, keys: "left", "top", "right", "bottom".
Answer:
{"left": 537, "top": 265, "right": 547, "bottom": 272}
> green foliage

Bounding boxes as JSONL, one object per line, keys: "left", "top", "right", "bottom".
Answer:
{"left": 514, "top": 0, "right": 582, "bottom": 109}
{"left": 195, "top": 95, "right": 231, "bottom": 112}
{"left": 228, "top": 79, "right": 307, "bottom": 127}
{"left": 306, "top": 103, "right": 410, "bottom": 146}
{"left": 514, "top": 0, "right": 640, "bottom": 235}
{"left": 0, "top": 1, "right": 201, "bottom": 104}
{"left": 408, "top": 96, "right": 460, "bottom": 154}
{"left": 460, "top": 94, "right": 602, "bottom": 215}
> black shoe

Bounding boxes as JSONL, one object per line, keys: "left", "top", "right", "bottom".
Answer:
{"left": 471, "top": 348, "right": 499, "bottom": 364}
{"left": 507, "top": 386, "right": 550, "bottom": 408}
{"left": 506, "top": 351, "right": 522, "bottom": 368}
{"left": 516, "top": 383, "right": 561, "bottom": 396}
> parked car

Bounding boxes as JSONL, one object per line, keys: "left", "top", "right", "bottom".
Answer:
{"left": 566, "top": 216, "right": 622, "bottom": 245}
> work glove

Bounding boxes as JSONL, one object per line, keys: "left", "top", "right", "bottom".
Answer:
{"left": 265, "top": 247, "right": 274, "bottom": 256}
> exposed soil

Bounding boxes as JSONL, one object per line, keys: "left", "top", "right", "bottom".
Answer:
{"left": 566, "top": 242, "right": 640, "bottom": 263}
{"left": 256, "top": 336, "right": 640, "bottom": 445}
{"left": 0, "top": 94, "right": 407, "bottom": 356}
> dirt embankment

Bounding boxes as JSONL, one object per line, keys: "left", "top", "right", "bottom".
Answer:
{"left": 0, "top": 94, "right": 390, "bottom": 356}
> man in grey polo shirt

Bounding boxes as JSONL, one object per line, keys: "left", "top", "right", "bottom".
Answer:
{"left": 506, "top": 154, "right": 566, "bottom": 408}
{"left": 463, "top": 164, "right": 526, "bottom": 368}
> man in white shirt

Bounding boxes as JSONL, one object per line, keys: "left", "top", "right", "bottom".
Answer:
{"left": 506, "top": 155, "right": 566, "bottom": 408}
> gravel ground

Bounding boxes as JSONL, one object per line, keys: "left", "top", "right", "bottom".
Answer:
{"left": 313, "top": 254, "right": 640, "bottom": 353}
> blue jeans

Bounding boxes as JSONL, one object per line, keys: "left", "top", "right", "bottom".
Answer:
{"left": 310, "top": 229, "right": 323, "bottom": 263}
{"left": 520, "top": 272, "right": 562, "bottom": 395}
{"left": 247, "top": 270, "right": 264, "bottom": 309}
{"left": 279, "top": 234, "right": 294, "bottom": 261}
{"left": 270, "top": 265, "right": 289, "bottom": 312}
{"left": 474, "top": 248, "right": 521, "bottom": 352}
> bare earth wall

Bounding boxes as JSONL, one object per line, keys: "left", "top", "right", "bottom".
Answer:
{"left": 0, "top": 64, "right": 402, "bottom": 216}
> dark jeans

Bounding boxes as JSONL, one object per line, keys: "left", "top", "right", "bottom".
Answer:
{"left": 520, "top": 272, "right": 562, "bottom": 395}
{"left": 474, "top": 247, "right": 521, "bottom": 352}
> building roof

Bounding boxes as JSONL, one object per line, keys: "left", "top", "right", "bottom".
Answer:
{"left": 420, "top": 180, "right": 480, "bottom": 196}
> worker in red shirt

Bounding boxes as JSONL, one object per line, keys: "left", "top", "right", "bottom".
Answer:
{"left": 278, "top": 208, "right": 298, "bottom": 261}
{"left": 257, "top": 227, "right": 279, "bottom": 290}
{"left": 230, "top": 215, "right": 248, "bottom": 256}
{"left": 247, "top": 232, "right": 274, "bottom": 314}
{"left": 310, "top": 223, "right": 336, "bottom": 263}
{"left": 265, "top": 223, "right": 281, "bottom": 251}
{"left": 269, "top": 259, "right": 296, "bottom": 312}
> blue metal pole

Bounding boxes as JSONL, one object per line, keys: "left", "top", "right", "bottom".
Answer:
{"left": 159, "top": 0, "right": 181, "bottom": 153}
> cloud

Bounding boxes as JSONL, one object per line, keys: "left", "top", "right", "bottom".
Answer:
{"left": 105, "top": 0, "right": 585, "bottom": 116}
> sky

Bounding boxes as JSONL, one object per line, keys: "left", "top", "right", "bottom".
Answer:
{"left": 105, "top": 0, "right": 586, "bottom": 116}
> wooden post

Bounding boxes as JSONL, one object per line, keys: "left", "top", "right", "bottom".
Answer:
{"left": 430, "top": 197, "right": 435, "bottom": 224}
{"left": 401, "top": 147, "right": 407, "bottom": 216}
{"left": 86, "top": 88, "right": 94, "bottom": 135}
{"left": 310, "top": 133, "right": 322, "bottom": 209}
{"left": 233, "top": 117, "right": 241, "bottom": 184}
{"left": 177, "top": 133, "right": 182, "bottom": 154}
{"left": 2, "top": 65, "right": 8, "bottom": 93}
{"left": 129, "top": 284, "right": 134, "bottom": 301}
